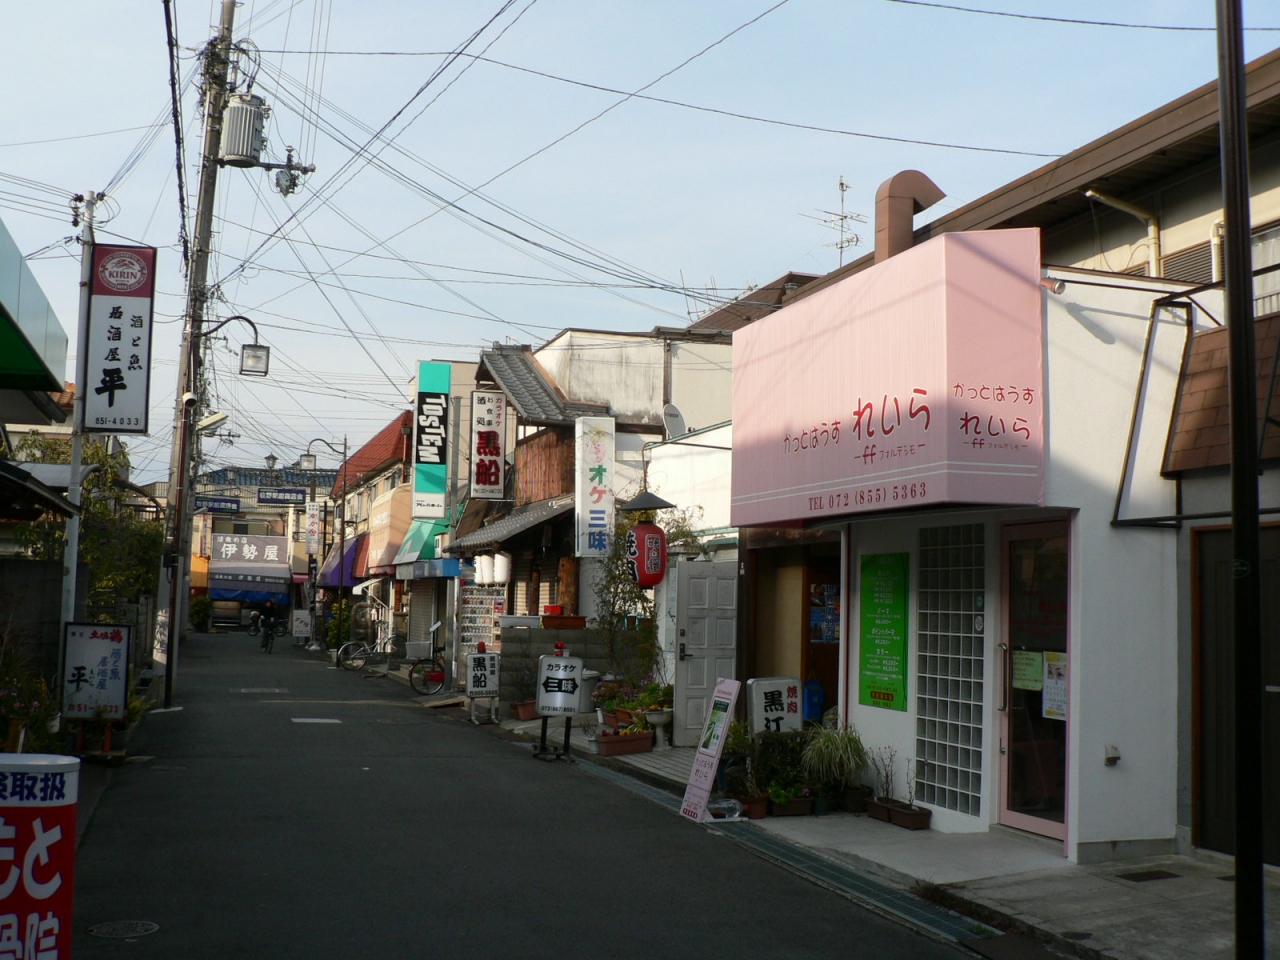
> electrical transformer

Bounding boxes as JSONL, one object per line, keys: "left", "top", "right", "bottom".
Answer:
{"left": 220, "top": 93, "right": 267, "bottom": 167}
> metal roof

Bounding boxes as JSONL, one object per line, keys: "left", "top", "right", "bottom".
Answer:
{"left": 475, "top": 345, "right": 607, "bottom": 425}
{"left": 446, "top": 495, "right": 574, "bottom": 553}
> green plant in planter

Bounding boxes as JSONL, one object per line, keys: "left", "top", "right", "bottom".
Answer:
{"left": 870, "top": 745, "right": 898, "bottom": 801}
{"left": 802, "top": 722, "right": 869, "bottom": 796}
{"left": 767, "top": 777, "right": 810, "bottom": 805}
{"left": 188, "top": 595, "right": 213, "bottom": 631}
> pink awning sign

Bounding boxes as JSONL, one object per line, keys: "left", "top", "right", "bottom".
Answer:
{"left": 731, "top": 229, "right": 1045, "bottom": 527}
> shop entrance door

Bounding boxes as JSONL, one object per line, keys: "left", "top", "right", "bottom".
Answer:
{"left": 673, "top": 560, "right": 737, "bottom": 747}
{"left": 999, "top": 521, "right": 1069, "bottom": 843}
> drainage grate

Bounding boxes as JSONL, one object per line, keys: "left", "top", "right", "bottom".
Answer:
{"left": 88, "top": 921, "right": 159, "bottom": 939}
{"left": 1116, "top": 869, "right": 1181, "bottom": 882}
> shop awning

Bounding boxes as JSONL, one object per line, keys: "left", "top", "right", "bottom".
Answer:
{"left": 364, "top": 485, "right": 413, "bottom": 576}
{"left": 393, "top": 518, "right": 449, "bottom": 566}
{"left": 318, "top": 533, "right": 367, "bottom": 588}
{"left": 399, "top": 557, "right": 462, "bottom": 581}
{"left": 445, "top": 495, "right": 574, "bottom": 554}
{"left": 208, "top": 560, "right": 292, "bottom": 602}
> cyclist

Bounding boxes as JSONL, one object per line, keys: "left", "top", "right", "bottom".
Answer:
{"left": 260, "top": 598, "right": 279, "bottom": 649}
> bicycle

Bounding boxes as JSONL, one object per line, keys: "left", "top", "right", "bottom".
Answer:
{"left": 336, "top": 619, "right": 403, "bottom": 670}
{"left": 260, "top": 617, "right": 276, "bottom": 654}
{"left": 407, "top": 623, "right": 447, "bottom": 695}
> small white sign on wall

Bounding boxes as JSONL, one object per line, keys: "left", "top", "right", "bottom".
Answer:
{"left": 746, "top": 677, "right": 802, "bottom": 734}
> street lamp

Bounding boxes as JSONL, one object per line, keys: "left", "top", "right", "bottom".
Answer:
{"left": 264, "top": 453, "right": 278, "bottom": 485}
{"left": 299, "top": 437, "right": 348, "bottom": 650}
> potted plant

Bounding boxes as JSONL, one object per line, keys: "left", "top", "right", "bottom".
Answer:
{"left": 888, "top": 760, "right": 932, "bottom": 830}
{"left": 802, "top": 721, "right": 871, "bottom": 813}
{"left": 767, "top": 777, "right": 814, "bottom": 816}
{"left": 866, "top": 745, "right": 897, "bottom": 822}
{"left": 594, "top": 725, "right": 655, "bottom": 756}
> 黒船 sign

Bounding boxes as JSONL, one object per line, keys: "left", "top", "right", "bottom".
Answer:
{"left": 466, "top": 652, "right": 500, "bottom": 698}
{"left": 680, "top": 678, "right": 742, "bottom": 822}
{"left": 82, "top": 245, "right": 157, "bottom": 435}
{"left": 575, "top": 417, "right": 615, "bottom": 558}
{"left": 470, "top": 391, "right": 506, "bottom": 500}
{"left": 413, "top": 361, "right": 451, "bottom": 519}
{"left": 858, "top": 552, "right": 909, "bottom": 711}
{"left": 63, "top": 622, "right": 131, "bottom": 720}
{"left": 535, "top": 655, "right": 584, "bottom": 715}
{"left": 746, "top": 677, "right": 802, "bottom": 734}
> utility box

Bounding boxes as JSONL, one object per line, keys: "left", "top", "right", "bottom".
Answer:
{"left": 221, "top": 93, "right": 267, "bottom": 167}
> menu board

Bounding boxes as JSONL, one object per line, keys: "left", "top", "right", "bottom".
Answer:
{"left": 858, "top": 553, "right": 909, "bottom": 711}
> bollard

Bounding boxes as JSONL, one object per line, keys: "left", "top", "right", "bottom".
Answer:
{"left": 0, "top": 754, "right": 79, "bottom": 958}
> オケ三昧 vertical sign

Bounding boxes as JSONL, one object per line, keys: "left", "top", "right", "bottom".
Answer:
{"left": 575, "top": 417, "right": 615, "bottom": 558}
{"left": 413, "top": 361, "right": 451, "bottom": 519}
{"left": 83, "top": 245, "right": 157, "bottom": 434}
{"left": 858, "top": 553, "right": 909, "bottom": 711}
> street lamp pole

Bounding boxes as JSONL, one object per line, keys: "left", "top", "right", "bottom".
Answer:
{"left": 300, "top": 436, "right": 347, "bottom": 649}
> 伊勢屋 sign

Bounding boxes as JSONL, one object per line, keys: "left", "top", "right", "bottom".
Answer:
{"left": 575, "top": 417, "right": 615, "bottom": 558}
{"left": 63, "top": 622, "right": 131, "bottom": 720}
{"left": 858, "top": 552, "right": 909, "bottom": 711}
{"left": 82, "top": 245, "right": 157, "bottom": 435}
{"left": 470, "top": 391, "right": 506, "bottom": 500}
{"left": 413, "top": 362, "right": 450, "bottom": 519}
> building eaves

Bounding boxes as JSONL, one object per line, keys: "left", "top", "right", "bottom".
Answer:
{"left": 476, "top": 344, "right": 608, "bottom": 425}
{"left": 445, "top": 495, "right": 575, "bottom": 554}
{"left": 689, "top": 272, "right": 822, "bottom": 331}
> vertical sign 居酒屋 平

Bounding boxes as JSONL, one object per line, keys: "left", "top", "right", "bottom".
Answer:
{"left": 83, "top": 245, "right": 157, "bottom": 434}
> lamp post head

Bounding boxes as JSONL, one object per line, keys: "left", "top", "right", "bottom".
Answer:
{"left": 264, "top": 453, "right": 278, "bottom": 473}
{"left": 299, "top": 453, "right": 317, "bottom": 472}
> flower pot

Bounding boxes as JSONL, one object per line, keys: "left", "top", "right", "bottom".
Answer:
{"left": 769, "top": 797, "right": 814, "bottom": 817}
{"left": 735, "top": 795, "right": 768, "bottom": 820}
{"left": 595, "top": 731, "right": 654, "bottom": 756}
{"left": 541, "top": 615, "right": 586, "bottom": 629}
{"left": 842, "top": 784, "right": 872, "bottom": 814}
{"left": 584, "top": 737, "right": 601, "bottom": 755}
{"left": 601, "top": 710, "right": 618, "bottom": 729}
{"left": 614, "top": 707, "right": 634, "bottom": 727}
{"left": 866, "top": 797, "right": 893, "bottom": 822}
{"left": 889, "top": 803, "right": 932, "bottom": 830}
{"left": 511, "top": 699, "right": 540, "bottom": 721}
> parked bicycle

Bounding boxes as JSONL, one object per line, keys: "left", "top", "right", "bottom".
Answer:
{"left": 407, "top": 622, "right": 447, "bottom": 695}
{"left": 336, "top": 619, "right": 404, "bottom": 670}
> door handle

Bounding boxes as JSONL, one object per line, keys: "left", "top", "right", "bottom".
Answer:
{"left": 679, "top": 642, "right": 687, "bottom": 661}
{"left": 998, "top": 643, "right": 1008, "bottom": 712}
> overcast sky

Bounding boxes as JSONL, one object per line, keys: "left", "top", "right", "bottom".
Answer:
{"left": 3, "top": 0, "right": 1276, "bottom": 484}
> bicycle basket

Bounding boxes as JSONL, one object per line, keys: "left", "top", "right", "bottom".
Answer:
{"left": 405, "top": 641, "right": 434, "bottom": 660}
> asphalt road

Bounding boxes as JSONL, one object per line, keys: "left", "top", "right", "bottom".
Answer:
{"left": 72, "top": 632, "right": 970, "bottom": 960}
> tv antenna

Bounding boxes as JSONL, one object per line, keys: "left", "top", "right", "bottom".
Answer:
{"left": 799, "top": 176, "right": 867, "bottom": 267}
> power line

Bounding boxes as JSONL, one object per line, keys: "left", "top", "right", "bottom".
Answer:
{"left": 882, "top": 0, "right": 1280, "bottom": 31}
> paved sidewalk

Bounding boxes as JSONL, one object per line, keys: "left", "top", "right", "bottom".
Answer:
{"left": 494, "top": 716, "right": 1277, "bottom": 960}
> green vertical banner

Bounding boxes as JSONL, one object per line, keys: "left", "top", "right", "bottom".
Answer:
{"left": 858, "top": 552, "right": 909, "bottom": 711}
{"left": 413, "top": 361, "right": 451, "bottom": 520}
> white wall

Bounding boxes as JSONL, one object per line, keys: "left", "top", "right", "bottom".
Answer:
{"left": 644, "top": 423, "right": 733, "bottom": 533}
{"left": 537, "top": 331, "right": 664, "bottom": 423}
{"left": 668, "top": 341, "right": 733, "bottom": 431}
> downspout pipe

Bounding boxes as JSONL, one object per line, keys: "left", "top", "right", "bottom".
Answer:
{"left": 1084, "top": 189, "right": 1162, "bottom": 277}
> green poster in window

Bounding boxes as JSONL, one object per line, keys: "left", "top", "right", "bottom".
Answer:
{"left": 859, "top": 552, "right": 909, "bottom": 711}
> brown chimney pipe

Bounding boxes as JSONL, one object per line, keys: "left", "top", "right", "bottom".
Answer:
{"left": 874, "top": 170, "right": 946, "bottom": 263}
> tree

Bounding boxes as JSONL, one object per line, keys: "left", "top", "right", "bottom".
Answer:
{"left": 9, "top": 432, "right": 164, "bottom": 611}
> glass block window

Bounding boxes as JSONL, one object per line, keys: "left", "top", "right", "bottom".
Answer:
{"left": 915, "top": 523, "right": 985, "bottom": 816}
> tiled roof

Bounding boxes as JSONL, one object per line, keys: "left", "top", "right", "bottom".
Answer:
{"left": 476, "top": 344, "right": 607, "bottom": 425}
{"left": 331, "top": 411, "right": 412, "bottom": 497}
{"left": 688, "top": 273, "right": 821, "bottom": 331}
{"left": 1163, "top": 313, "right": 1280, "bottom": 474}
{"left": 445, "top": 495, "right": 575, "bottom": 554}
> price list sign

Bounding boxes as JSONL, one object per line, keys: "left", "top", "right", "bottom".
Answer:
{"left": 858, "top": 552, "right": 909, "bottom": 711}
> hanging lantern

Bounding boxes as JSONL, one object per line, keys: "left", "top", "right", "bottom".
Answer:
{"left": 475, "top": 554, "right": 494, "bottom": 585}
{"left": 493, "top": 551, "right": 512, "bottom": 585}
{"left": 625, "top": 521, "right": 667, "bottom": 587}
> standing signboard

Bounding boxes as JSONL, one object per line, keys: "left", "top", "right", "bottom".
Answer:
{"left": 746, "top": 677, "right": 802, "bottom": 734}
{"left": 83, "top": 245, "right": 157, "bottom": 434}
{"left": 470, "top": 390, "right": 506, "bottom": 499}
{"left": 535, "top": 655, "right": 584, "bottom": 716}
{"left": 466, "top": 652, "right": 500, "bottom": 699}
{"left": 575, "top": 417, "right": 615, "bottom": 557}
{"left": 413, "top": 361, "right": 451, "bottom": 519}
{"left": 680, "top": 677, "right": 742, "bottom": 822}
{"left": 858, "top": 552, "right": 910, "bottom": 711}
{"left": 0, "top": 754, "right": 79, "bottom": 960}
{"left": 62, "top": 623, "right": 130, "bottom": 721}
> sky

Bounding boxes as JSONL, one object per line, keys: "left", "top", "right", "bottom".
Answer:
{"left": 2, "top": 0, "right": 1277, "bottom": 485}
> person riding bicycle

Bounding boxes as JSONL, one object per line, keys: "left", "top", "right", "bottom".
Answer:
{"left": 260, "top": 598, "right": 279, "bottom": 649}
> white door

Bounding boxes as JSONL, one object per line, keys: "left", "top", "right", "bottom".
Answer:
{"left": 673, "top": 559, "right": 738, "bottom": 747}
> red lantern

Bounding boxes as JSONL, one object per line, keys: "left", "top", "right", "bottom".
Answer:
{"left": 626, "top": 521, "right": 667, "bottom": 587}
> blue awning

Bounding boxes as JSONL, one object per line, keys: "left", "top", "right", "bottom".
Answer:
{"left": 208, "top": 560, "right": 291, "bottom": 601}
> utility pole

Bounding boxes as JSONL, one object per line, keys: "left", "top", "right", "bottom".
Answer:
{"left": 161, "top": 0, "right": 238, "bottom": 707}
{"left": 58, "top": 191, "right": 97, "bottom": 689}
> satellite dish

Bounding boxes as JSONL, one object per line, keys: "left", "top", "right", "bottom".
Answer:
{"left": 663, "top": 403, "right": 688, "bottom": 439}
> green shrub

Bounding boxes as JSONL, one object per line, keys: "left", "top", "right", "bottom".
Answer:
{"left": 188, "top": 595, "right": 212, "bottom": 630}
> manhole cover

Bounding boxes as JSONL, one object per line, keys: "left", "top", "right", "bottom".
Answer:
{"left": 1116, "top": 869, "right": 1181, "bottom": 882}
{"left": 88, "top": 921, "right": 159, "bottom": 939}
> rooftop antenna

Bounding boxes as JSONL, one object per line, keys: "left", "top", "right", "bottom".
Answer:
{"left": 800, "top": 176, "right": 867, "bottom": 267}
